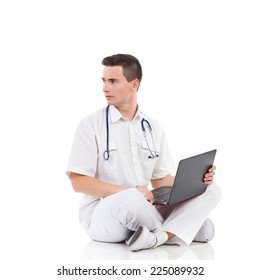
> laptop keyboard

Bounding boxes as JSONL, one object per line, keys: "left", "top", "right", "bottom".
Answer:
{"left": 152, "top": 187, "right": 172, "bottom": 204}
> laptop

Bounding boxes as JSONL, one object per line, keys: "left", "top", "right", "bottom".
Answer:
{"left": 152, "top": 149, "right": 217, "bottom": 206}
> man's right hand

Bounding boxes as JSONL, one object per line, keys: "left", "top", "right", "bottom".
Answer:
{"left": 136, "top": 186, "right": 155, "bottom": 204}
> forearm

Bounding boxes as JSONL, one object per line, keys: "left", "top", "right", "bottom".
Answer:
{"left": 69, "top": 172, "right": 125, "bottom": 198}
{"left": 151, "top": 175, "right": 175, "bottom": 189}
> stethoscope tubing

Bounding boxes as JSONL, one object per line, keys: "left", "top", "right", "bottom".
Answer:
{"left": 103, "top": 105, "right": 110, "bottom": 160}
{"left": 103, "top": 105, "right": 159, "bottom": 160}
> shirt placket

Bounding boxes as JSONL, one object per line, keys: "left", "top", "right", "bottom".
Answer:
{"left": 129, "top": 120, "right": 145, "bottom": 187}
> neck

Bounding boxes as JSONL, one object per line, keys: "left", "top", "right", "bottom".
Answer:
{"left": 116, "top": 102, "right": 138, "bottom": 120}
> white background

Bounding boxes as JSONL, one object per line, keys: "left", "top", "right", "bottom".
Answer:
{"left": 1, "top": 0, "right": 259, "bottom": 279}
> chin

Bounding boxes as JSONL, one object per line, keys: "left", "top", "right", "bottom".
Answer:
{"left": 106, "top": 100, "right": 117, "bottom": 106}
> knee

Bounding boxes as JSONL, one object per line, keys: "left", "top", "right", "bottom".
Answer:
{"left": 116, "top": 188, "right": 148, "bottom": 212}
{"left": 111, "top": 188, "right": 150, "bottom": 224}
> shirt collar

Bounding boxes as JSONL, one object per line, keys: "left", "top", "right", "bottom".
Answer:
{"left": 109, "top": 105, "right": 142, "bottom": 123}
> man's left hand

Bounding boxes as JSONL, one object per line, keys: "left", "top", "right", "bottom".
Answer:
{"left": 204, "top": 165, "right": 216, "bottom": 185}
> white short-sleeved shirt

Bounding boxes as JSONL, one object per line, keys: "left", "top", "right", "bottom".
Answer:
{"left": 67, "top": 105, "right": 176, "bottom": 228}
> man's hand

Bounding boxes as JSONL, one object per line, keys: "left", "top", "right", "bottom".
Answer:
{"left": 204, "top": 165, "right": 216, "bottom": 185}
{"left": 136, "top": 186, "right": 155, "bottom": 204}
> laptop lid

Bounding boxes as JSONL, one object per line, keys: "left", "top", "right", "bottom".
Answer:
{"left": 168, "top": 149, "right": 217, "bottom": 205}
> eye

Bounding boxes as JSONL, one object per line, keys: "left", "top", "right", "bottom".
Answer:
{"left": 102, "top": 78, "right": 118, "bottom": 85}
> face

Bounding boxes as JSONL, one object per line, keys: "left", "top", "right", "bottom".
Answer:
{"left": 102, "top": 66, "right": 138, "bottom": 107}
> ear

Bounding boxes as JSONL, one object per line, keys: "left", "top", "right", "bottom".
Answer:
{"left": 132, "top": 79, "right": 140, "bottom": 91}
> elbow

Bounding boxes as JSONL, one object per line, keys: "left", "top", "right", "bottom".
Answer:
{"left": 68, "top": 172, "right": 94, "bottom": 194}
{"left": 69, "top": 172, "right": 83, "bottom": 193}
{"left": 71, "top": 181, "right": 81, "bottom": 193}
{"left": 71, "top": 176, "right": 84, "bottom": 193}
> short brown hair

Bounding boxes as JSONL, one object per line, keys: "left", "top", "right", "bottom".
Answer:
{"left": 102, "top": 54, "right": 142, "bottom": 83}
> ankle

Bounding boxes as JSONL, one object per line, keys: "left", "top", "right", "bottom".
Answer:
{"left": 166, "top": 231, "right": 175, "bottom": 239}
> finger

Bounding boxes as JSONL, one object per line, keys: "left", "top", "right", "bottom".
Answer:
{"left": 209, "top": 165, "right": 216, "bottom": 172}
{"left": 150, "top": 194, "right": 155, "bottom": 204}
{"left": 147, "top": 197, "right": 154, "bottom": 204}
{"left": 205, "top": 171, "right": 215, "bottom": 178}
{"left": 204, "top": 178, "right": 213, "bottom": 183}
{"left": 204, "top": 177, "right": 214, "bottom": 184}
{"left": 146, "top": 191, "right": 155, "bottom": 204}
{"left": 204, "top": 174, "right": 214, "bottom": 180}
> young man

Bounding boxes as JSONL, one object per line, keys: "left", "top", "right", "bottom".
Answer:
{"left": 66, "top": 54, "right": 221, "bottom": 251}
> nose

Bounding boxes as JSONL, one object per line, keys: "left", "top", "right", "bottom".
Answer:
{"left": 103, "top": 81, "right": 110, "bottom": 93}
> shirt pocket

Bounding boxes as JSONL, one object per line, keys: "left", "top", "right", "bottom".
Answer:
{"left": 140, "top": 140, "right": 160, "bottom": 180}
{"left": 102, "top": 142, "right": 119, "bottom": 181}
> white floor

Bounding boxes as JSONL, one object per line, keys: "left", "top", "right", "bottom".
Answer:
{"left": 80, "top": 239, "right": 215, "bottom": 260}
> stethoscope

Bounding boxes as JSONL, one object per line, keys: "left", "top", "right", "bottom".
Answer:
{"left": 103, "top": 105, "right": 159, "bottom": 161}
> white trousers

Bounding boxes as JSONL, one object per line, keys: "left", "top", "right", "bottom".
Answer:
{"left": 86, "top": 183, "right": 221, "bottom": 246}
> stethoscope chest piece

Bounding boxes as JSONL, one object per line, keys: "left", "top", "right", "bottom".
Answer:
{"left": 141, "top": 118, "right": 159, "bottom": 159}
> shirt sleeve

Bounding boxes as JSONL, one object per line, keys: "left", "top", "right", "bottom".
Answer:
{"left": 66, "top": 117, "right": 97, "bottom": 177}
{"left": 151, "top": 129, "right": 177, "bottom": 180}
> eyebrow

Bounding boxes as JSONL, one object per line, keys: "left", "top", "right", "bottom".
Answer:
{"left": 102, "top": 78, "right": 119, "bottom": 82}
